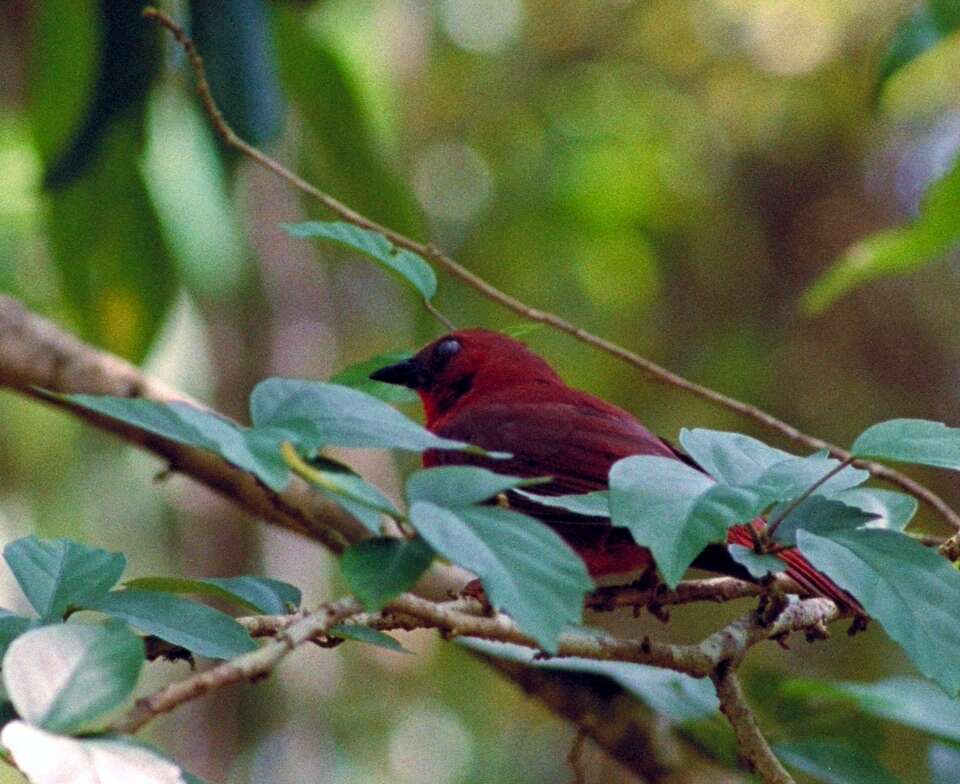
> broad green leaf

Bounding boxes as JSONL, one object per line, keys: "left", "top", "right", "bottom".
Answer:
{"left": 1, "top": 722, "right": 187, "bottom": 784}
{"left": 752, "top": 456, "right": 868, "bottom": 498}
{"left": 851, "top": 418, "right": 960, "bottom": 470}
{"left": 826, "top": 488, "right": 917, "bottom": 532}
{"left": 190, "top": 0, "right": 284, "bottom": 148}
{"left": 273, "top": 8, "right": 422, "bottom": 235}
{"left": 40, "top": 1, "right": 176, "bottom": 362}
{"left": 728, "top": 545, "right": 785, "bottom": 579}
{"left": 4, "top": 536, "right": 126, "bottom": 621}
{"left": 329, "top": 351, "right": 418, "bottom": 403}
{"left": 678, "top": 429, "right": 793, "bottom": 485}
{"left": 797, "top": 528, "right": 960, "bottom": 695}
{"left": 341, "top": 537, "right": 434, "bottom": 611}
{"left": 876, "top": 8, "right": 944, "bottom": 95}
{"left": 282, "top": 222, "right": 437, "bottom": 300}
{"left": 409, "top": 502, "right": 592, "bottom": 652}
{"left": 769, "top": 497, "right": 880, "bottom": 546}
{"left": 0, "top": 612, "right": 37, "bottom": 659}
{"left": 329, "top": 624, "right": 410, "bottom": 654}
{"left": 803, "top": 154, "right": 960, "bottom": 314}
{"left": 461, "top": 638, "right": 718, "bottom": 723}
{"left": 776, "top": 739, "right": 901, "bottom": 784}
{"left": 406, "top": 466, "right": 546, "bottom": 508}
{"left": 3, "top": 622, "right": 143, "bottom": 733}
{"left": 63, "top": 395, "right": 290, "bottom": 490}
{"left": 511, "top": 489, "right": 610, "bottom": 517}
{"left": 84, "top": 590, "right": 257, "bottom": 661}
{"left": 786, "top": 676, "right": 960, "bottom": 743}
{"left": 609, "top": 456, "right": 716, "bottom": 587}
{"left": 250, "top": 379, "right": 494, "bottom": 455}
{"left": 123, "top": 576, "right": 301, "bottom": 615}
{"left": 301, "top": 455, "right": 399, "bottom": 515}
{"left": 27, "top": 0, "right": 98, "bottom": 168}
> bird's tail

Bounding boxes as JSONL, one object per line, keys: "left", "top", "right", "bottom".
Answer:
{"left": 727, "top": 524, "right": 863, "bottom": 613}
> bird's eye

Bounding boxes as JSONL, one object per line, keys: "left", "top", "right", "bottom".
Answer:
{"left": 430, "top": 338, "right": 461, "bottom": 372}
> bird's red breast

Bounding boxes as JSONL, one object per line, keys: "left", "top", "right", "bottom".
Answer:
{"left": 370, "top": 329, "right": 857, "bottom": 609}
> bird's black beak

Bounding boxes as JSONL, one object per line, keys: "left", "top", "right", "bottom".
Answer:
{"left": 369, "top": 357, "right": 430, "bottom": 390}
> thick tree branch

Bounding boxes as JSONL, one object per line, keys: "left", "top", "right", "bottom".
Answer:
{"left": 141, "top": 6, "right": 960, "bottom": 536}
{"left": 712, "top": 666, "right": 795, "bottom": 784}
{"left": 0, "top": 294, "right": 366, "bottom": 553}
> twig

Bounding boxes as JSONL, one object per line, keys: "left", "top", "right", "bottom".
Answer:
{"left": 141, "top": 7, "right": 960, "bottom": 535}
{"left": 711, "top": 665, "right": 795, "bottom": 784}
{"left": 115, "top": 598, "right": 362, "bottom": 734}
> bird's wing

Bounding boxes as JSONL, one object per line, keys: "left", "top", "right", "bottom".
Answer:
{"left": 428, "top": 397, "right": 677, "bottom": 523}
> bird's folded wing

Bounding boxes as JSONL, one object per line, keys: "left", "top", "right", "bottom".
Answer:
{"left": 428, "top": 398, "right": 678, "bottom": 525}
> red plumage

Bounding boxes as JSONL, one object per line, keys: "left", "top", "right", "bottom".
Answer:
{"left": 371, "top": 329, "right": 856, "bottom": 609}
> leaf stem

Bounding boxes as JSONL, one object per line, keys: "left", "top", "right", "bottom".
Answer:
{"left": 280, "top": 442, "right": 406, "bottom": 522}
{"left": 764, "top": 458, "right": 854, "bottom": 541}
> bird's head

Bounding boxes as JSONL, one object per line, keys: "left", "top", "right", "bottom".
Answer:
{"left": 369, "top": 329, "right": 561, "bottom": 424}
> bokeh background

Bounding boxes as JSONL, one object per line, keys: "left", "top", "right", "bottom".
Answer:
{"left": 1, "top": 0, "right": 960, "bottom": 782}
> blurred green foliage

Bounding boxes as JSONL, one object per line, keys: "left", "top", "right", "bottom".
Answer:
{"left": 3, "top": 0, "right": 960, "bottom": 781}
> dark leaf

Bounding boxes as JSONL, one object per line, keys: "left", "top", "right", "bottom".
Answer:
{"left": 84, "top": 590, "right": 257, "bottom": 661}
{"left": 3, "top": 536, "right": 125, "bottom": 621}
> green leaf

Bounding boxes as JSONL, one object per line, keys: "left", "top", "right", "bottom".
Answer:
{"left": 0, "top": 612, "right": 37, "bottom": 659}
{"left": 769, "top": 497, "right": 881, "bottom": 546}
{"left": 83, "top": 590, "right": 257, "bottom": 660}
{"left": 609, "top": 456, "right": 716, "bottom": 588}
{"left": 329, "top": 351, "right": 418, "bottom": 403}
{"left": 728, "top": 545, "right": 785, "bottom": 579}
{"left": 511, "top": 489, "right": 610, "bottom": 517}
{"left": 408, "top": 502, "right": 592, "bottom": 652}
{"left": 250, "top": 379, "right": 495, "bottom": 455}
{"left": 803, "top": 154, "right": 960, "bottom": 314}
{"left": 302, "top": 455, "right": 399, "bottom": 516}
{"left": 189, "top": 0, "right": 284, "bottom": 148}
{"left": 123, "top": 576, "right": 301, "bottom": 615}
{"left": 1, "top": 723, "right": 188, "bottom": 784}
{"left": 797, "top": 528, "right": 960, "bottom": 695}
{"left": 341, "top": 537, "right": 435, "bottom": 611}
{"left": 851, "top": 418, "right": 960, "bottom": 470}
{"left": 461, "top": 638, "right": 718, "bottom": 723}
{"left": 776, "top": 739, "right": 901, "bottom": 784}
{"left": 678, "top": 430, "right": 867, "bottom": 498}
{"left": 876, "top": 8, "right": 944, "bottom": 95}
{"left": 826, "top": 488, "right": 917, "bottom": 532}
{"left": 788, "top": 676, "right": 960, "bottom": 743}
{"left": 3, "top": 622, "right": 144, "bottom": 733}
{"left": 62, "top": 395, "right": 291, "bottom": 490}
{"left": 282, "top": 222, "right": 437, "bottom": 300}
{"left": 329, "top": 624, "right": 410, "bottom": 654}
{"left": 678, "top": 429, "right": 794, "bottom": 485}
{"left": 4, "top": 536, "right": 126, "bottom": 621}
{"left": 406, "top": 466, "right": 546, "bottom": 507}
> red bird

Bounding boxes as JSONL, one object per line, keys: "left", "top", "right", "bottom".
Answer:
{"left": 371, "top": 329, "right": 855, "bottom": 608}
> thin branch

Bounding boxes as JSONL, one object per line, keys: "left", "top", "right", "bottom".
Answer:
{"left": 711, "top": 665, "right": 795, "bottom": 784}
{"left": 142, "top": 6, "right": 960, "bottom": 535}
{"left": 115, "top": 598, "right": 362, "bottom": 734}
{"left": 238, "top": 593, "right": 843, "bottom": 681}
